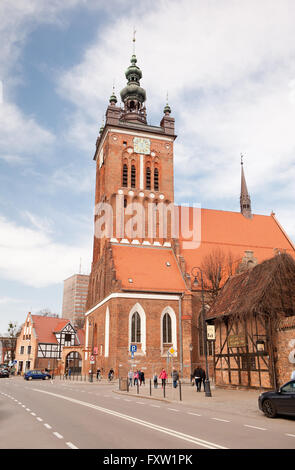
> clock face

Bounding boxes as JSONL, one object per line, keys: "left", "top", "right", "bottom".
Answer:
{"left": 133, "top": 137, "right": 150, "bottom": 155}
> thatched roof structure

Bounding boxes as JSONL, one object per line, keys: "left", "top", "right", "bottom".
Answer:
{"left": 207, "top": 253, "right": 295, "bottom": 321}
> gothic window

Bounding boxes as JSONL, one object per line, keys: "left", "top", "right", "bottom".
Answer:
{"left": 131, "top": 164, "right": 136, "bottom": 188}
{"left": 146, "top": 166, "right": 151, "bottom": 190}
{"left": 122, "top": 164, "right": 128, "bottom": 187}
{"left": 162, "top": 313, "right": 172, "bottom": 344}
{"left": 131, "top": 312, "right": 141, "bottom": 343}
{"left": 154, "top": 168, "right": 159, "bottom": 191}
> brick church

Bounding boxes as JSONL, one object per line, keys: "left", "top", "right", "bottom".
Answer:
{"left": 82, "top": 48, "right": 295, "bottom": 383}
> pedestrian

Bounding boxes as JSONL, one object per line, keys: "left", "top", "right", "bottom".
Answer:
{"left": 291, "top": 369, "right": 295, "bottom": 381}
{"left": 153, "top": 373, "right": 158, "bottom": 388}
{"left": 108, "top": 368, "right": 114, "bottom": 381}
{"left": 128, "top": 370, "right": 133, "bottom": 387}
{"left": 200, "top": 367, "right": 206, "bottom": 391}
{"left": 96, "top": 368, "right": 101, "bottom": 381}
{"left": 172, "top": 368, "right": 179, "bottom": 388}
{"left": 159, "top": 368, "right": 168, "bottom": 388}
{"left": 141, "top": 370, "right": 145, "bottom": 385}
{"left": 68, "top": 368, "right": 72, "bottom": 377}
{"left": 193, "top": 365, "right": 203, "bottom": 392}
{"left": 133, "top": 370, "right": 139, "bottom": 386}
{"left": 138, "top": 370, "right": 143, "bottom": 386}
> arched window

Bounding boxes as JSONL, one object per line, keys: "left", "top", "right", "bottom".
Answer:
{"left": 162, "top": 312, "right": 172, "bottom": 344}
{"left": 131, "top": 312, "right": 141, "bottom": 343}
{"left": 122, "top": 164, "right": 128, "bottom": 187}
{"left": 154, "top": 168, "right": 159, "bottom": 191}
{"left": 146, "top": 166, "right": 151, "bottom": 190}
{"left": 131, "top": 164, "right": 136, "bottom": 188}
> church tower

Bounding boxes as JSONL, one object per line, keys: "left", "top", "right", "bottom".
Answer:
{"left": 91, "top": 50, "right": 177, "bottom": 266}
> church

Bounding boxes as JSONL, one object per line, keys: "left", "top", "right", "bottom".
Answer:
{"left": 82, "top": 48, "right": 295, "bottom": 384}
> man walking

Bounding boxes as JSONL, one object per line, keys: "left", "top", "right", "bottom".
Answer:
{"left": 172, "top": 368, "right": 179, "bottom": 389}
{"left": 193, "top": 365, "right": 203, "bottom": 392}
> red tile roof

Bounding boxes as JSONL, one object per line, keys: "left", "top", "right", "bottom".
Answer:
{"left": 112, "top": 245, "right": 186, "bottom": 292}
{"left": 31, "top": 315, "right": 71, "bottom": 344}
{"left": 177, "top": 208, "right": 295, "bottom": 275}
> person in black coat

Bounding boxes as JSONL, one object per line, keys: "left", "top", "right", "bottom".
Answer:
{"left": 200, "top": 367, "right": 206, "bottom": 391}
{"left": 193, "top": 366, "right": 203, "bottom": 392}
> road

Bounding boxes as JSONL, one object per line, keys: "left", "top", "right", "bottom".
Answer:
{"left": 0, "top": 377, "right": 295, "bottom": 450}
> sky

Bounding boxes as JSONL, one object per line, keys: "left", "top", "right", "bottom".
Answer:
{"left": 0, "top": 0, "right": 295, "bottom": 334}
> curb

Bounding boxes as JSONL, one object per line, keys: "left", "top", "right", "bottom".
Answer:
{"left": 113, "top": 389, "right": 173, "bottom": 403}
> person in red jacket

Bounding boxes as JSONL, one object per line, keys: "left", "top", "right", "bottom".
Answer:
{"left": 159, "top": 368, "right": 168, "bottom": 388}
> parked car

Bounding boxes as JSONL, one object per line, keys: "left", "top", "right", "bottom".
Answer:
{"left": 258, "top": 380, "right": 295, "bottom": 418}
{"left": 0, "top": 369, "right": 9, "bottom": 378}
{"left": 24, "top": 370, "right": 51, "bottom": 381}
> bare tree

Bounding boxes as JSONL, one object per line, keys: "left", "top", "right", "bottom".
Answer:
{"left": 74, "top": 316, "right": 85, "bottom": 330}
{"left": 1, "top": 321, "right": 21, "bottom": 363}
{"left": 36, "top": 308, "right": 59, "bottom": 318}
{"left": 200, "top": 248, "right": 236, "bottom": 304}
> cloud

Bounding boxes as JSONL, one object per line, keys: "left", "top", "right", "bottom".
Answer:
{"left": 0, "top": 101, "right": 55, "bottom": 163}
{"left": 0, "top": 215, "right": 92, "bottom": 288}
{"left": 56, "top": 0, "right": 295, "bottom": 243}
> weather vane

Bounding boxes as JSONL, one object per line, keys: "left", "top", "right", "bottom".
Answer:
{"left": 133, "top": 27, "right": 136, "bottom": 54}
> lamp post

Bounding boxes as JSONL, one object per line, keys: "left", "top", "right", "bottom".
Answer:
{"left": 189, "top": 343, "right": 193, "bottom": 381}
{"left": 88, "top": 318, "right": 95, "bottom": 383}
{"left": 191, "top": 266, "right": 212, "bottom": 397}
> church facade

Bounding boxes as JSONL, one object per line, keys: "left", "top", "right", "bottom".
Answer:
{"left": 82, "top": 50, "right": 295, "bottom": 384}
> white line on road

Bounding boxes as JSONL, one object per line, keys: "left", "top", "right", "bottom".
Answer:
{"left": 53, "top": 432, "right": 63, "bottom": 439}
{"left": 44, "top": 424, "right": 52, "bottom": 429}
{"left": 187, "top": 412, "right": 202, "bottom": 416}
{"left": 211, "top": 418, "right": 230, "bottom": 423}
{"left": 244, "top": 425, "right": 266, "bottom": 431}
{"left": 285, "top": 434, "right": 295, "bottom": 438}
{"left": 168, "top": 408, "right": 179, "bottom": 412}
{"left": 66, "top": 442, "right": 79, "bottom": 449}
{"left": 150, "top": 405, "right": 160, "bottom": 408}
{"left": 32, "top": 388, "right": 227, "bottom": 449}
{"left": 30, "top": 412, "right": 36, "bottom": 416}
{"left": 26, "top": 408, "right": 31, "bottom": 412}
{"left": 36, "top": 417, "right": 43, "bottom": 422}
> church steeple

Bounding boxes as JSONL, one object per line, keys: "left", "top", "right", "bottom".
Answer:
{"left": 240, "top": 154, "right": 252, "bottom": 219}
{"left": 120, "top": 31, "right": 147, "bottom": 123}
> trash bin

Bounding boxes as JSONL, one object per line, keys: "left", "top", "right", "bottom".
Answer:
{"left": 119, "top": 378, "right": 128, "bottom": 391}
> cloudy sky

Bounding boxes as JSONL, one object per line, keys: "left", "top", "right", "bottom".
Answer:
{"left": 0, "top": 0, "right": 295, "bottom": 333}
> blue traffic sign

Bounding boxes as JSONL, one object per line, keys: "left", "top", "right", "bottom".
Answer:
{"left": 130, "top": 345, "right": 137, "bottom": 353}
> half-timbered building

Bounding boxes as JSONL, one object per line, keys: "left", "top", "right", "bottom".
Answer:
{"left": 207, "top": 253, "right": 295, "bottom": 389}
{"left": 15, "top": 313, "right": 84, "bottom": 375}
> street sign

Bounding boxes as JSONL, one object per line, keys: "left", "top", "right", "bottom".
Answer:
{"left": 130, "top": 345, "right": 137, "bottom": 353}
{"left": 131, "top": 352, "right": 134, "bottom": 359}
{"left": 207, "top": 325, "right": 216, "bottom": 340}
{"left": 90, "top": 361, "right": 95, "bottom": 364}
{"left": 93, "top": 347, "right": 98, "bottom": 355}
{"left": 168, "top": 347, "right": 175, "bottom": 355}
{"left": 90, "top": 355, "right": 94, "bottom": 361}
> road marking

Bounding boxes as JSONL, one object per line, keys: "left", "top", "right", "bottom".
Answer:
{"left": 136, "top": 401, "right": 145, "bottom": 405}
{"left": 187, "top": 412, "right": 202, "bottom": 416}
{"left": 53, "top": 432, "right": 63, "bottom": 439}
{"left": 32, "top": 388, "right": 227, "bottom": 449}
{"left": 211, "top": 418, "right": 230, "bottom": 423}
{"left": 244, "top": 425, "right": 266, "bottom": 431}
{"left": 26, "top": 408, "right": 31, "bottom": 412}
{"left": 286, "top": 434, "right": 295, "bottom": 438}
{"left": 44, "top": 423, "right": 52, "bottom": 429}
{"left": 36, "top": 417, "right": 43, "bottom": 422}
{"left": 31, "top": 412, "right": 36, "bottom": 416}
{"left": 168, "top": 408, "right": 179, "bottom": 412}
{"left": 124, "top": 399, "right": 131, "bottom": 402}
{"left": 150, "top": 405, "right": 160, "bottom": 408}
{"left": 66, "top": 442, "right": 79, "bottom": 449}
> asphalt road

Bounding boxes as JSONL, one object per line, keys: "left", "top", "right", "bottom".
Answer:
{"left": 1, "top": 377, "right": 295, "bottom": 450}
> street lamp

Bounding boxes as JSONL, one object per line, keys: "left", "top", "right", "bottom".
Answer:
{"left": 88, "top": 318, "right": 95, "bottom": 383}
{"left": 189, "top": 343, "right": 193, "bottom": 381}
{"left": 191, "top": 266, "right": 212, "bottom": 397}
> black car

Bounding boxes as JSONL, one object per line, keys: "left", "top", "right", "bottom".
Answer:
{"left": 0, "top": 369, "right": 9, "bottom": 378}
{"left": 258, "top": 380, "right": 295, "bottom": 418}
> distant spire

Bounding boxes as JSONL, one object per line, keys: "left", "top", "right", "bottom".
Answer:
{"left": 240, "top": 154, "right": 252, "bottom": 219}
{"left": 132, "top": 27, "right": 136, "bottom": 54}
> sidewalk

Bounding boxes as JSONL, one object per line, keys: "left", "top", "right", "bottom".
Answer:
{"left": 115, "top": 381, "right": 263, "bottom": 418}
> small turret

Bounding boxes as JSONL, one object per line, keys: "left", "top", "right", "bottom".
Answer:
{"left": 240, "top": 154, "right": 252, "bottom": 219}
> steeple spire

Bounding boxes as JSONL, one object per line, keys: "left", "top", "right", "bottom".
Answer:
{"left": 240, "top": 154, "right": 252, "bottom": 219}
{"left": 120, "top": 31, "right": 147, "bottom": 124}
